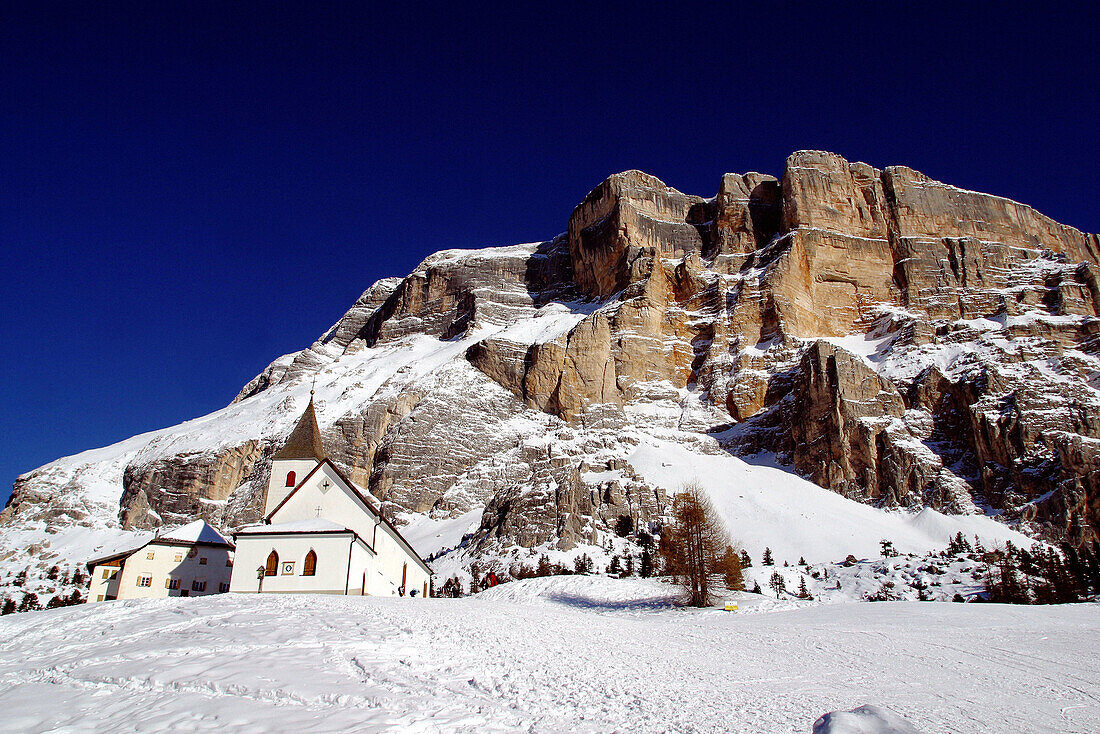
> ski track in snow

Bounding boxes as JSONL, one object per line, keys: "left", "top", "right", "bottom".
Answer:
{"left": 0, "top": 578, "right": 1096, "bottom": 734}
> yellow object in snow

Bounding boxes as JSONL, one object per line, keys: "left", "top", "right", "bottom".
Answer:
{"left": 724, "top": 602, "right": 738, "bottom": 612}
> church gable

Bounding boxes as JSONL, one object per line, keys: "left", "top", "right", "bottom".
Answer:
{"left": 267, "top": 460, "right": 379, "bottom": 540}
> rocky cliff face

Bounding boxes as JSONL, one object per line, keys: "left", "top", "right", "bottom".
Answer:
{"left": 5, "top": 151, "right": 1100, "bottom": 580}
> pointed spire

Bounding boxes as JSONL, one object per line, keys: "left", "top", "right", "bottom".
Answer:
{"left": 272, "top": 393, "right": 326, "bottom": 461}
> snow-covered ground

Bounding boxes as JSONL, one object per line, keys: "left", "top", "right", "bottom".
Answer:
{"left": 0, "top": 577, "right": 1096, "bottom": 733}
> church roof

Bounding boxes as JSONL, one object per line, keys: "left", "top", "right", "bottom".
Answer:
{"left": 272, "top": 396, "right": 326, "bottom": 461}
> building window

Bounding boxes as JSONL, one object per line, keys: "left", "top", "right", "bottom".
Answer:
{"left": 265, "top": 550, "right": 279, "bottom": 577}
{"left": 281, "top": 561, "right": 295, "bottom": 575}
{"left": 219, "top": 583, "right": 230, "bottom": 593}
{"left": 146, "top": 552, "right": 155, "bottom": 560}
{"left": 97, "top": 595, "right": 104, "bottom": 602}
{"left": 303, "top": 550, "right": 317, "bottom": 576}
{"left": 102, "top": 568, "right": 115, "bottom": 579}
{"left": 192, "top": 580, "right": 206, "bottom": 592}
{"left": 199, "top": 557, "right": 208, "bottom": 565}
{"left": 174, "top": 554, "right": 184, "bottom": 562}
{"left": 137, "top": 575, "right": 152, "bottom": 587}
{"left": 166, "top": 578, "right": 180, "bottom": 590}
{"left": 285, "top": 471, "right": 296, "bottom": 487}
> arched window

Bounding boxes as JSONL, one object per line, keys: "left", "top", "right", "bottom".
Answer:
{"left": 285, "top": 471, "right": 296, "bottom": 487}
{"left": 265, "top": 550, "right": 279, "bottom": 577}
{"left": 303, "top": 549, "right": 317, "bottom": 576}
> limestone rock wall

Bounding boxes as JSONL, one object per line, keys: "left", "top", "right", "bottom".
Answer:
{"left": 7, "top": 150, "right": 1100, "bottom": 564}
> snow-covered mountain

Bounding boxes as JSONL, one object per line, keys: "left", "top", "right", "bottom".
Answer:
{"left": 4, "top": 150, "right": 1099, "bottom": 590}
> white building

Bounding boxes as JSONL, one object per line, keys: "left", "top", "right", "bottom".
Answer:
{"left": 86, "top": 520, "right": 234, "bottom": 602}
{"left": 229, "top": 396, "right": 433, "bottom": 598}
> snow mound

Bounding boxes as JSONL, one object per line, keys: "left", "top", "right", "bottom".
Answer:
{"left": 813, "top": 705, "right": 925, "bottom": 734}
{"left": 475, "top": 575, "right": 679, "bottom": 609}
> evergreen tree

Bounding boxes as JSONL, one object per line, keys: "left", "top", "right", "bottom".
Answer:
{"left": 797, "top": 576, "right": 812, "bottom": 600}
{"left": 608, "top": 555, "right": 621, "bottom": 576}
{"left": 18, "top": 593, "right": 40, "bottom": 612}
{"left": 947, "top": 532, "right": 973, "bottom": 555}
{"left": 762, "top": 547, "right": 774, "bottom": 566}
{"left": 740, "top": 550, "right": 752, "bottom": 568}
{"left": 623, "top": 553, "right": 635, "bottom": 577}
{"left": 768, "top": 571, "right": 785, "bottom": 598}
{"left": 536, "top": 555, "right": 553, "bottom": 577}
{"left": 985, "top": 550, "right": 1030, "bottom": 604}
{"left": 751, "top": 581, "right": 762, "bottom": 594}
{"left": 1, "top": 598, "right": 15, "bottom": 615}
{"left": 1061, "top": 542, "right": 1090, "bottom": 598}
{"left": 880, "top": 539, "right": 897, "bottom": 558}
{"left": 46, "top": 565, "right": 60, "bottom": 581}
{"left": 798, "top": 556, "right": 807, "bottom": 566}
{"left": 639, "top": 547, "right": 653, "bottom": 578}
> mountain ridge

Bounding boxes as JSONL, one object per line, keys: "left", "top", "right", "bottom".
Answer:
{"left": 4, "top": 150, "right": 1099, "bottom": 587}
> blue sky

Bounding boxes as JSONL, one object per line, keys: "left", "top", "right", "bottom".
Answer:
{"left": 2, "top": 3, "right": 1098, "bottom": 506}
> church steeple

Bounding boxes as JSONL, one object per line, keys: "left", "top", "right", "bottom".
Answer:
{"left": 273, "top": 392, "right": 326, "bottom": 461}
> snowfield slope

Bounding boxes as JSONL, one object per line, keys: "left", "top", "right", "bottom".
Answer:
{"left": 0, "top": 578, "right": 1097, "bottom": 733}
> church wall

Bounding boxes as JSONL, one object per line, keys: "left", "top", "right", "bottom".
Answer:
{"left": 369, "top": 523, "right": 431, "bottom": 598}
{"left": 229, "top": 533, "right": 354, "bottom": 594}
{"left": 264, "top": 459, "right": 320, "bottom": 515}
{"left": 269, "top": 464, "right": 381, "bottom": 542}
{"left": 257, "top": 460, "right": 432, "bottom": 598}
{"left": 348, "top": 541, "right": 375, "bottom": 595}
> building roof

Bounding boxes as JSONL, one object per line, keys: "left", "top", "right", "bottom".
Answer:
{"left": 85, "top": 520, "right": 232, "bottom": 569}
{"left": 272, "top": 396, "right": 326, "bottom": 461}
{"left": 157, "top": 519, "right": 233, "bottom": 546}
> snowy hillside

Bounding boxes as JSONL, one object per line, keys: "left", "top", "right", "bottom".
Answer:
{"left": 0, "top": 579, "right": 1096, "bottom": 733}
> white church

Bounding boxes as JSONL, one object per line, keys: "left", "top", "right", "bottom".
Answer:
{"left": 229, "top": 395, "right": 433, "bottom": 598}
